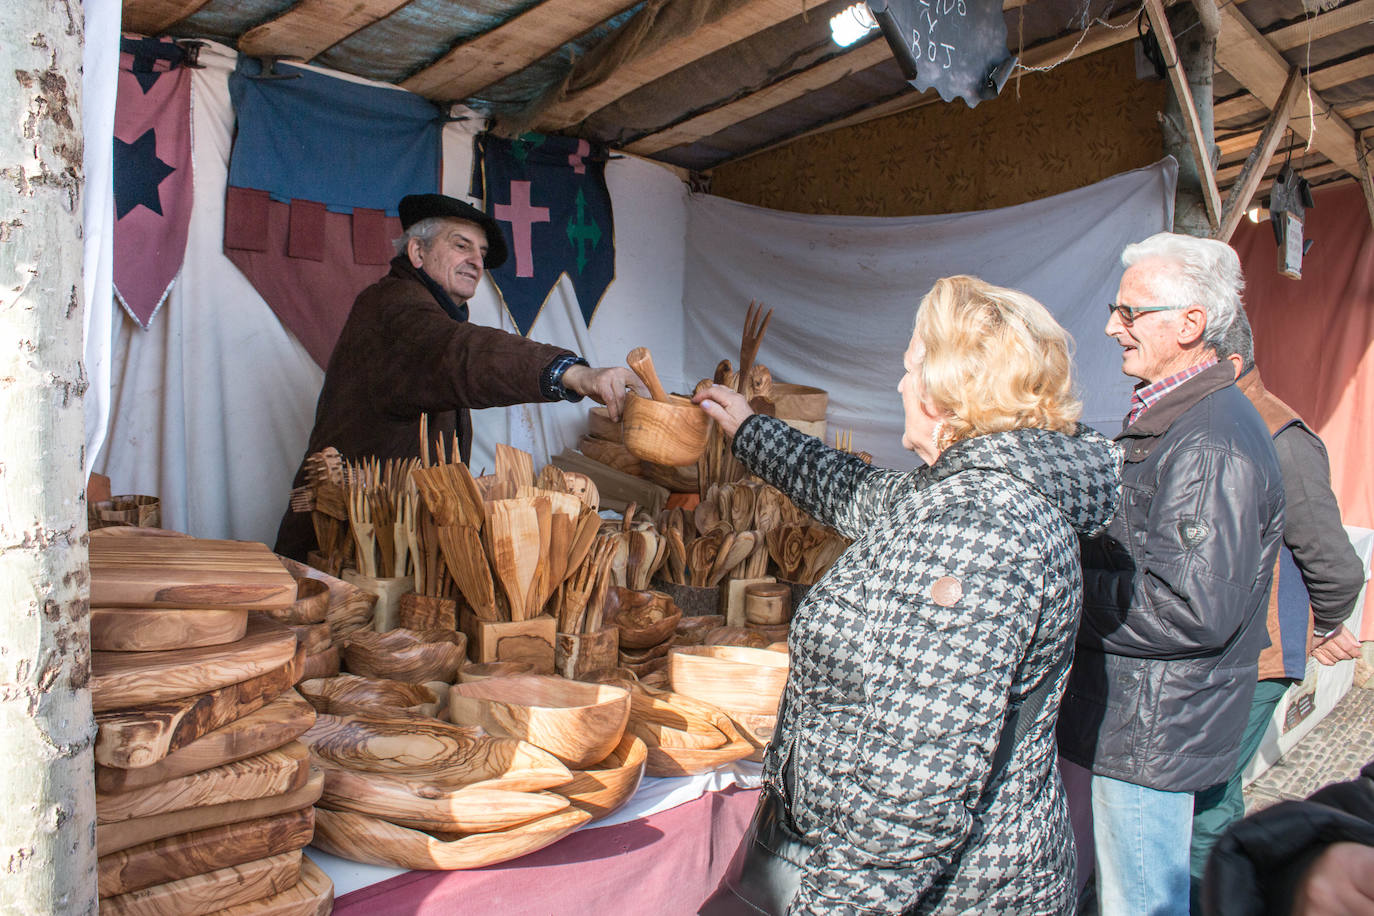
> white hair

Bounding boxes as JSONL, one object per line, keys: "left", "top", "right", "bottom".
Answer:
{"left": 392, "top": 216, "right": 449, "bottom": 256}
{"left": 1121, "top": 232, "right": 1244, "bottom": 350}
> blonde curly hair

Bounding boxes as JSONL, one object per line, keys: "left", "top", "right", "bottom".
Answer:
{"left": 915, "top": 276, "right": 1082, "bottom": 448}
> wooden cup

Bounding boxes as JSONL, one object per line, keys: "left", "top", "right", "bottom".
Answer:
{"left": 744, "top": 582, "right": 792, "bottom": 626}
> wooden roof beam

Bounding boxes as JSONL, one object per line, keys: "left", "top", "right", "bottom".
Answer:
{"left": 238, "top": 0, "right": 412, "bottom": 61}
{"left": 1216, "top": 3, "right": 1362, "bottom": 176}
{"left": 399, "top": 0, "right": 638, "bottom": 101}
{"left": 1265, "top": 0, "right": 1374, "bottom": 52}
{"left": 537, "top": 0, "right": 813, "bottom": 131}
{"left": 1144, "top": 0, "right": 1222, "bottom": 228}
{"left": 123, "top": 0, "right": 213, "bottom": 35}
{"left": 638, "top": 6, "right": 1140, "bottom": 161}
{"left": 1358, "top": 130, "right": 1374, "bottom": 228}
{"left": 1215, "top": 67, "right": 1302, "bottom": 241}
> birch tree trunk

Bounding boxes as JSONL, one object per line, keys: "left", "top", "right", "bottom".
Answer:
{"left": 1164, "top": 3, "right": 1218, "bottom": 238}
{"left": 0, "top": 0, "right": 98, "bottom": 912}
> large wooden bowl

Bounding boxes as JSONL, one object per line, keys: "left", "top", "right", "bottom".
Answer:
{"left": 312, "top": 805, "right": 591, "bottom": 871}
{"left": 340, "top": 627, "right": 466, "bottom": 683}
{"left": 627, "top": 691, "right": 754, "bottom": 776}
{"left": 265, "top": 577, "right": 329, "bottom": 625}
{"left": 300, "top": 711, "right": 571, "bottom": 790}
{"left": 674, "top": 614, "right": 726, "bottom": 646}
{"left": 458, "top": 661, "right": 536, "bottom": 684}
{"left": 316, "top": 763, "right": 571, "bottom": 833}
{"left": 621, "top": 391, "right": 712, "bottom": 467}
{"left": 557, "top": 733, "right": 647, "bottom": 821}
{"left": 448, "top": 675, "right": 630, "bottom": 769}
{"left": 606, "top": 588, "right": 681, "bottom": 649}
{"left": 298, "top": 674, "right": 440, "bottom": 719}
{"left": 668, "top": 645, "right": 789, "bottom": 717}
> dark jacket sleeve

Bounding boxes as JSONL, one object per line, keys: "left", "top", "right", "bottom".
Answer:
{"left": 1272, "top": 424, "right": 1367, "bottom": 632}
{"left": 368, "top": 276, "right": 572, "bottom": 417}
{"left": 1079, "top": 441, "right": 1282, "bottom": 658}
{"left": 732, "top": 415, "right": 928, "bottom": 539}
{"left": 1203, "top": 760, "right": 1374, "bottom": 916}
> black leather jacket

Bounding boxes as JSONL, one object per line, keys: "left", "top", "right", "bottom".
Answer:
{"left": 1058, "top": 362, "right": 1286, "bottom": 792}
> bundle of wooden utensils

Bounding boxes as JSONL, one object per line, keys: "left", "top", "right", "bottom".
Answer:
{"left": 87, "top": 530, "right": 334, "bottom": 914}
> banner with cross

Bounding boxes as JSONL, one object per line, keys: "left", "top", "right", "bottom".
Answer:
{"left": 475, "top": 133, "right": 616, "bottom": 336}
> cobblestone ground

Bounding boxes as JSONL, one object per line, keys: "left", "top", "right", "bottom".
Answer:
{"left": 1244, "top": 678, "right": 1374, "bottom": 812}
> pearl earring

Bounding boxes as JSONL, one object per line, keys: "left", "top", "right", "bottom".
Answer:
{"left": 931, "top": 420, "right": 945, "bottom": 456}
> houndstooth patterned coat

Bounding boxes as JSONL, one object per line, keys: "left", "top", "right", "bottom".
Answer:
{"left": 732, "top": 416, "right": 1121, "bottom": 916}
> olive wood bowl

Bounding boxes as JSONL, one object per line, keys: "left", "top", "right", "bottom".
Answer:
{"left": 313, "top": 804, "right": 591, "bottom": 871}
{"left": 340, "top": 627, "right": 466, "bottom": 683}
{"left": 674, "top": 614, "right": 726, "bottom": 646}
{"left": 626, "top": 690, "right": 754, "bottom": 776}
{"left": 264, "top": 577, "right": 329, "bottom": 625}
{"left": 299, "top": 674, "right": 440, "bottom": 719}
{"left": 448, "top": 675, "right": 630, "bottom": 770}
{"left": 668, "top": 644, "right": 790, "bottom": 717}
{"left": 606, "top": 587, "right": 681, "bottom": 650}
{"left": 557, "top": 733, "right": 648, "bottom": 821}
{"left": 621, "top": 391, "right": 712, "bottom": 467}
{"left": 458, "top": 661, "right": 537, "bottom": 684}
{"left": 299, "top": 710, "right": 570, "bottom": 790}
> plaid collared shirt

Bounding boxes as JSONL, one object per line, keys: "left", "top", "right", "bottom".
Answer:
{"left": 1125, "top": 357, "right": 1218, "bottom": 429}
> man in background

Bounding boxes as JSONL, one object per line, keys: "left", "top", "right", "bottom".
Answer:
{"left": 1059, "top": 232, "right": 1285, "bottom": 916}
{"left": 1188, "top": 309, "right": 1367, "bottom": 913}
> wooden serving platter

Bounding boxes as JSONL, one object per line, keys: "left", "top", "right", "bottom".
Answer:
{"left": 95, "top": 643, "right": 305, "bottom": 769}
{"left": 92, "top": 614, "right": 299, "bottom": 713}
{"left": 204, "top": 855, "right": 333, "bottom": 916}
{"left": 300, "top": 710, "right": 570, "bottom": 789}
{"left": 315, "top": 762, "right": 571, "bottom": 833}
{"left": 96, "top": 690, "right": 316, "bottom": 793}
{"left": 98, "top": 768, "right": 323, "bottom": 857}
{"left": 90, "top": 537, "right": 297, "bottom": 610}
{"left": 558, "top": 733, "right": 647, "bottom": 821}
{"left": 98, "top": 807, "right": 314, "bottom": 898}
{"left": 312, "top": 806, "right": 591, "bottom": 871}
{"left": 91, "top": 607, "right": 249, "bottom": 652}
{"left": 97, "top": 742, "right": 310, "bottom": 824}
{"left": 100, "top": 850, "right": 301, "bottom": 916}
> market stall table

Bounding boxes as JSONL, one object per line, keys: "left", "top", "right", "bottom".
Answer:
{"left": 320, "top": 764, "right": 761, "bottom": 915}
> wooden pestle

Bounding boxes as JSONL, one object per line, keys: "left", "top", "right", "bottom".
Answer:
{"left": 626, "top": 347, "right": 671, "bottom": 403}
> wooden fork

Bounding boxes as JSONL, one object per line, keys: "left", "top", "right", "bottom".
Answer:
{"left": 736, "top": 300, "right": 773, "bottom": 395}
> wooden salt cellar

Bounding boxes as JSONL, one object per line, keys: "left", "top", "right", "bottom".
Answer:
{"left": 459, "top": 607, "right": 556, "bottom": 674}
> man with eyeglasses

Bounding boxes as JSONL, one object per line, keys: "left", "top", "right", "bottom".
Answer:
{"left": 1058, "top": 232, "right": 1285, "bottom": 916}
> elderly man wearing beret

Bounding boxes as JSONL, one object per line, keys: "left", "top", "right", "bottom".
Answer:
{"left": 274, "top": 192, "right": 641, "bottom": 561}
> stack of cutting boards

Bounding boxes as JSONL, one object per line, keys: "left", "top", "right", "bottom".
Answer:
{"left": 89, "top": 535, "right": 334, "bottom": 915}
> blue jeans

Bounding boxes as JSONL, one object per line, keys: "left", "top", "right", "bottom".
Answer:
{"left": 1092, "top": 774, "right": 1194, "bottom": 916}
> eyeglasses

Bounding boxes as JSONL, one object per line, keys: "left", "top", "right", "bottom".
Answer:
{"left": 1107, "top": 302, "right": 1184, "bottom": 326}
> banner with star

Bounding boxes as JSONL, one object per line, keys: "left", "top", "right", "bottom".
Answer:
{"left": 113, "top": 34, "right": 194, "bottom": 329}
{"left": 476, "top": 133, "right": 616, "bottom": 336}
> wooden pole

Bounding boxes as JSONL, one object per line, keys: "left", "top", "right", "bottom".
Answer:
{"left": 0, "top": 0, "right": 98, "bottom": 912}
{"left": 1357, "top": 130, "right": 1374, "bottom": 231}
{"left": 1214, "top": 67, "right": 1304, "bottom": 243}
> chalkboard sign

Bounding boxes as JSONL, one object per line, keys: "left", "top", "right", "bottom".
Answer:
{"left": 868, "top": 0, "right": 1016, "bottom": 107}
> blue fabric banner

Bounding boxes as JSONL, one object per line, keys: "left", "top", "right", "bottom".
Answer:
{"left": 477, "top": 133, "right": 616, "bottom": 336}
{"left": 227, "top": 57, "right": 443, "bottom": 214}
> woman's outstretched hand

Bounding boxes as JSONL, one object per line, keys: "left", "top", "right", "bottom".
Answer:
{"left": 693, "top": 383, "right": 755, "bottom": 438}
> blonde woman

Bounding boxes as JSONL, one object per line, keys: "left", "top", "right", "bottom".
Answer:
{"left": 697, "top": 277, "right": 1121, "bottom": 915}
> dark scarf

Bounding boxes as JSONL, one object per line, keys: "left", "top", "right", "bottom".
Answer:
{"left": 414, "top": 265, "right": 469, "bottom": 323}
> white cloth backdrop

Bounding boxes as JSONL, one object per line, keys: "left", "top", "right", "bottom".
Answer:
{"left": 95, "top": 42, "right": 688, "bottom": 543}
{"left": 682, "top": 159, "right": 1178, "bottom": 471}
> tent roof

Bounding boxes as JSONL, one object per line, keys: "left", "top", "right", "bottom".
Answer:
{"left": 127, "top": 0, "right": 1374, "bottom": 197}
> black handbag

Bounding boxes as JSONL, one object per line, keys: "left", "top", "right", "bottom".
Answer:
{"left": 698, "top": 654, "right": 1066, "bottom": 916}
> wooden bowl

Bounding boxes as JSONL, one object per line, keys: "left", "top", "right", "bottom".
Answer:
{"left": 458, "top": 661, "right": 537, "bottom": 684}
{"left": 269, "top": 577, "right": 329, "bottom": 625}
{"left": 312, "top": 805, "right": 591, "bottom": 871}
{"left": 627, "top": 691, "right": 754, "bottom": 776}
{"left": 341, "top": 627, "right": 466, "bottom": 683}
{"left": 668, "top": 645, "right": 789, "bottom": 717}
{"left": 674, "top": 614, "right": 726, "bottom": 646}
{"left": 607, "top": 588, "right": 681, "bottom": 649}
{"left": 299, "top": 674, "right": 439, "bottom": 718}
{"left": 704, "top": 626, "right": 771, "bottom": 648}
{"left": 558, "top": 733, "right": 647, "bottom": 821}
{"left": 302, "top": 645, "right": 341, "bottom": 679}
{"left": 621, "top": 391, "right": 712, "bottom": 467}
{"left": 448, "top": 675, "right": 630, "bottom": 769}
{"left": 317, "top": 764, "right": 571, "bottom": 833}
{"left": 299, "top": 710, "right": 571, "bottom": 790}
{"left": 770, "top": 382, "right": 828, "bottom": 422}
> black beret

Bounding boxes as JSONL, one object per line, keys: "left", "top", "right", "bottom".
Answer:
{"left": 398, "top": 193, "right": 509, "bottom": 269}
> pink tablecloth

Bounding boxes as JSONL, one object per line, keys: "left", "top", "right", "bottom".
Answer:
{"left": 331, "top": 785, "right": 759, "bottom": 916}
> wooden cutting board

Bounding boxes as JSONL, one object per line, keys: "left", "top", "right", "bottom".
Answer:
{"left": 96, "top": 644, "right": 305, "bottom": 769}
{"left": 97, "top": 768, "right": 323, "bottom": 857}
{"left": 204, "top": 854, "right": 332, "bottom": 916}
{"left": 96, "top": 690, "right": 316, "bottom": 794}
{"left": 98, "top": 741, "right": 310, "bottom": 825}
{"left": 92, "top": 614, "right": 299, "bottom": 713}
{"left": 90, "top": 537, "right": 297, "bottom": 610}
{"left": 98, "top": 807, "right": 314, "bottom": 898}
{"left": 100, "top": 850, "right": 301, "bottom": 916}
{"left": 91, "top": 607, "right": 249, "bottom": 652}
